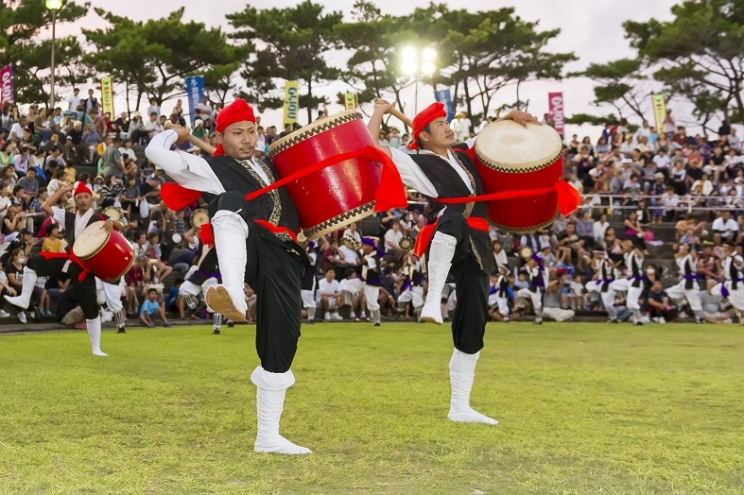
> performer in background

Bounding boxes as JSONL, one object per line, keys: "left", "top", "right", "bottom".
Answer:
{"left": 300, "top": 240, "right": 318, "bottom": 324}
{"left": 96, "top": 277, "right": 127, "bottom": 333}
{"left": 146, "top": 99, "right": 310, "bottom": 455}
{"left": 585, "top": 250, "right": 620, "bottom": 323}
{"left": 397, "top": 252, "right": 425, "bottom": 320}
{"left": 369, "top": 99, "right": 538, "bottom": 425}
{"left": 4, "top": 183, "right": 120, "bottom": 356}
{"left": 517, "top": 253, "right": 547, "bottom": 324}
{"left": 711, "top": 240, "right": 744, "bottom": 324}
{"left": 493, "top": 265, "right": 511, "bottom": 322}
{"left": 360, "top": 237, "right": 383, "bottom": 326}
{"left": 665, "top": 243, "right": 703, "bottom": 324}
{"left": 179, "top": 247, "right": 223, "bottom": 334}
{"left": 621, "top": 238, "right": 645, "bottom": 325}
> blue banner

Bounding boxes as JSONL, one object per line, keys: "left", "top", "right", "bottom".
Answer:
{"left": 185, "top": 76, "right": 205, "bottom": 125}
{"left": 434, "top": 89, "right": 454, "bottom": 123}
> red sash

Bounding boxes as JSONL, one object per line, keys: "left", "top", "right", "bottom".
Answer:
{"left": 39, "top": 250, "right": 90, "bottom": 282}
{"left": 197, "top": 219, "right": 298, "bottom": 248}
{"left": 412, "top": 217, "right": 489, "bottom": 258}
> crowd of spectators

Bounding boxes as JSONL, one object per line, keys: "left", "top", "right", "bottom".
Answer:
{"left": 3, "top": 86, "right": 744, "bottom": 326}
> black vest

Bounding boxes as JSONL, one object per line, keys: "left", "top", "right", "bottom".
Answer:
{"left": 599, "top": 259, "right": 614, "bottom": 292}
{"left": 203, "top": 155, "right": 300, "bottom": 233}
{"left": 363, "top": 252, "right": 382, "bottom": 286}
{"left": 410, "top": 146, "right": 494, "bottom": 274}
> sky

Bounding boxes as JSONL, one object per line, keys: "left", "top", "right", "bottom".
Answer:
{"left": 56, "top": 0, "right": 684, "bottom": 138}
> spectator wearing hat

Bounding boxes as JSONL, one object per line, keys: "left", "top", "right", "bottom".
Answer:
{"left": 191, "top": 119, "right": 207, "bottom": 140}
{"left": 129, "top": 112, "right": 148, "bottom": 145}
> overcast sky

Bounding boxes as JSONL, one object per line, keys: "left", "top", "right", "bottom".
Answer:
{"left": 61, "top": 0, "right": 683, "bottom": 137}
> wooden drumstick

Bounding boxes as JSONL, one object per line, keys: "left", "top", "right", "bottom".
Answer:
{"left": 164, "top": 121, "right": 216, "bottom": 154}
{"left": 374, "top": 98, "right": 412, "bottom": 127}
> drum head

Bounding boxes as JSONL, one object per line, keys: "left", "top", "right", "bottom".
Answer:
{"left": 268, "top": 110, "right": 363, "bottom": 158}
{"left": 519, "top": 246, "right": 534, "bottom": 260}
{"left": 101, "top": 206, "right": 124, "bottom": 222}
{"left": 73, "top": 221, "right": 108, "bottom": 258}
{"left": 475, "top": 120, "right": 563, "bottom": 173}
{"left": 399, "top": 236, "right": 413, "bottom": 251}
{"left": 191, "top": 209, "right": 210, "bottom": 229}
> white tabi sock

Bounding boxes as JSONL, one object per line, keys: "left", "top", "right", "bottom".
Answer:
{"left": 87, "top": 316, "right": 108, "bottom": 357}
{"left": 251, "top": 367, "right": 312, "bottom": 455}
{"left": 447, "top": 349, "right": 497, "bottom": 425}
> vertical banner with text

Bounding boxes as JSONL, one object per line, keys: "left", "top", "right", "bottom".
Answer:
{"left": 548, "top": 92, "right": 565, "bottom": 136}
{"left": 1, "top": 65, "right": 15, "bottom": 106}
{"left": 185, "top": 76, "right": 205, "bottom": 125}
{"left": 100, "top": 76, "right": 114, "bottom": 116}
{"left": 283, "top": 80, "right": 300, "bottom": 126}
{"left": 344, "top": 92, "right": 358, "bottom": 110}
{"left": 652, "top": 94, "right": 666, "bottom": 135}
{"left": 434, "top": 89, "right": 455, "bottom": 123}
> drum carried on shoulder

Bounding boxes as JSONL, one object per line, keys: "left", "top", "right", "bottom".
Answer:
{"left": 73, "top": 221, "right": 135, "bottom": 282}
{"left": 473, "top": 120, "right": 565, "bottom": 232}
{"left": 268, "top": 110, "right": 386, "bottom": 240}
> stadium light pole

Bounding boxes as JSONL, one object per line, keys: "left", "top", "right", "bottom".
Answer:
{"left": 401, "top": 46, "right": 437, "bottom": 115}
{"left": 46, "top": 0, "right": 63, "bottom": 111}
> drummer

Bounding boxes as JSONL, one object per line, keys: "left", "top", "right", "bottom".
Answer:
{"left": 145, "top": 99, "right": 311, "bottom": 455}
{"left": 4, "top": 182, "right": 122, "bottom": 357}
{"left": 368, "top": 100, "right": 538, "bottom": 426}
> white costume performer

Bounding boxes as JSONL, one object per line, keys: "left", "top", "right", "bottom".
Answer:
{"left": 96, "top": 277, "right": 127, "bottom": 333}
{"left": 665, "top": 248, "right": 703, "bottom": 323}
{"left": 711, "top": 245, "right": 744, "bottom": 323}
{"left": 585, "top": 253, "right": 621, "bottom": 322}
{"left": 517, "top": 256, "right": 547, "bottom": 324}
{"left": 621, "top": 244, "right": 645, "bottom": 325}
{"left": 491, "top": 268, "right": 511, "bottom": 321}
{"left": 398, "top": 258, "right": 425, "bottom": 320}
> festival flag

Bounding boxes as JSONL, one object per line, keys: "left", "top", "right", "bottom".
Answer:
{"left": 344, "top": 92, "right": 358, "bottom": 110}
{"left": 100, "top": 76, "right": 114, "bottom": 116}
{"left": 434, "top": 89, "right": 455, "bottom": 123}
{"left": 652, "top": 94, "right": 666, "bottom": 135}
{"left": 548, "top": 92, "right": 565, "bottom": 136}
{"left": 185, "top": 76, "right": 205, "bottom": 125}
{"left": 0, "top": 65, "right": 15, "bottom": 106}
{"left": 283, "top": 81, "right": 300, "bottom": 125}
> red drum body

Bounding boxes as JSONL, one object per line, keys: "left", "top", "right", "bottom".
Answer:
{"left": 474, "top": 120, "right": 564, "bottom": 232}
{"left": 268, "top": 111, "right": 382, "bottom": 240}
{"left": 73, "top": 221, "right": 135, "bottom": 282}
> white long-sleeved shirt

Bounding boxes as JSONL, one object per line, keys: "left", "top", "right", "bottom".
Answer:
{"left": 145, "top": 130, "right": 273, "bottom": 194}
{"left": 387, "top": 137, "right": 477, "bottom": 199}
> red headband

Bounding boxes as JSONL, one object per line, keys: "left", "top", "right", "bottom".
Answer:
{"left": 407, "top": 102, "right": 447, "bottom": 150}
{"left": 74, "top": 182, "right": 93, "bottom": 197}
{"left": 213, "top": 98, "right": 257, "bottom": 157}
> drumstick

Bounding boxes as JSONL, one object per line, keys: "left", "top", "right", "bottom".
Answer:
{"left": 164, "top": 121, "right": 216, "bottom": 154}
{"left": 374, "top": 98, "right": 412, "bottom": 127}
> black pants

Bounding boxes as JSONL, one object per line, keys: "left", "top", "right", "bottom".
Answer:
{"left": 209, "top": 191, "right": 307, "bottom": 374}
{"left": 27, "top": 256, "right": 98, "bottom": 320}
{"left": 432, "top": 210, "right": 489, "bottom": 355}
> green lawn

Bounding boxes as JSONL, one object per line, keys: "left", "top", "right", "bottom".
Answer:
{"left": 1, "top": 322, "right": 743, "bottom": 495}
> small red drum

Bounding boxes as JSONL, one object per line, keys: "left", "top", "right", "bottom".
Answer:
{"left": 474, "top": 120, "right": 564, "bottom": 232}
{"left": 268, "top": 110, "right": 382, "bottom": 240}
{"left": 73, "top": 221, "right": 135, "bottom": 282}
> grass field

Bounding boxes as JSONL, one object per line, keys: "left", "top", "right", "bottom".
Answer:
{"left": 1, "top": 322, "right": 743, "bottom": 495}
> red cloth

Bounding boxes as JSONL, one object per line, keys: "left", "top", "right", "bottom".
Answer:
{"left": 74, "top": 182, "right": 93, "bottom": 197}
{"left": 161, "top": 182, "right": 202, "bottom": 211}
{"left": 434, "top": 180, "right": 582, "bottom": 216}
{"left": 407, "top": 102, "right": 447, "bottom": 150}
{"left": 213, "top": 98, "right": 257, "bottom": 157}
{"left": 198, "top": 223, "right": 214, "bottom": 247}
{"left": 412, "top": 217, "right": 489, "bottom": 258}
{"left": 39, "top": 250, "right": 90, "bottom": 282}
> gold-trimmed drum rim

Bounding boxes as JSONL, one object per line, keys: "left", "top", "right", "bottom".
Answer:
{"left": 302, "top": 201, "right": 375, "bottom": 240}
{"left": 489, "top": 210, "right": 560, "bottom": 235}
{"left": 475, "top": 120, "right": 563, "bottom": 174}
{"left": 399, "top": 236, "right": 413, "bottom": 251}
{"left": 268, "top": 110, "right": 363, "bottom": 158}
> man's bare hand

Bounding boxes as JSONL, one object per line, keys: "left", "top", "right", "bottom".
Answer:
{"left": 499, "top": 110, "right": 541, "bottom": 127}
{"left": 372, "top": 98, "right": 396, "bottom": 116}
{"left": 103, "top": 219, "right": 114, "bottom": 234}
